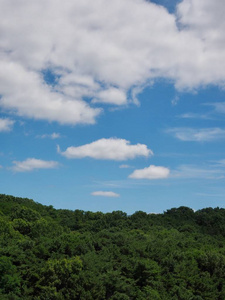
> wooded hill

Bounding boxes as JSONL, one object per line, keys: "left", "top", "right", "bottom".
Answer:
{"left": 1, "top": 194, "right": 225, "bottom": 299}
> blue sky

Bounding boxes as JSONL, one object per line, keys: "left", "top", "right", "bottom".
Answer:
{"left": 1, "top": 0, "right": 225, "bottom": 214}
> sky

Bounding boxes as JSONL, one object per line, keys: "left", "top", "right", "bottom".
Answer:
{"left": 1, "top": 0, "right": 225, "bottom": 214}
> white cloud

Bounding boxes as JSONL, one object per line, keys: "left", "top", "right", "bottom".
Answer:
{"left": 129, "top": 165, "right": 170, "bottom": 180}
{"left": 91, "top": 191, "right": 120, "bottom": 197}
{"left": 176, "top": 0, "right": 225, "bottom": 88}
{"left": 0, "top": 0, "right": 225, "bottom": 124}
{"left": 0, "top": 118, "right": 14, "bottom": 132}
{"left": 167, "top": 127, "right": 225, "bottom": 142}
{"left": 11, "top": 158, "right": 59, "bottom": 172}
{"left": 58, "top": 138, "right": 152, "bottom": 160}
{"left": 0, "top": 60, "right": 101, "bottom": 125}
{"left": 92, "top": 88, "right": 127, "bottom": 105}
{"left": 37, "top": 132, "right": 61, "bottom": 139}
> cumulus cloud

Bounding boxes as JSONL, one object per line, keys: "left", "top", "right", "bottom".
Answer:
{"left": 58, "top": 138, "right": 152, "bottom": 160}
{"left": 0, "top": 60, "right": 101, "bottom": 125}
{"left": 92, "top": 88, "right": 127, "bottom": 105}
{"left": 11, "top": 158, "right": 59, "bottom": 172}
{"left": 0, "top": 0, "right": 225, "bottom": 124}
{"left": 0, "top": 118, "right": 14, "bottom": 132}
{"left": 167, "top": 127, "right": 225, "bottom": 142}
{"left": 91, "top": 191, "right": 120, "bottom": 197}
{"left": 129, "top": 165, "right": 170, "bottom": 180}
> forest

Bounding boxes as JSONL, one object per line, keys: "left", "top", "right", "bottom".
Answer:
{"left": 1, "top": 194, "right": 225, "bottom": 299}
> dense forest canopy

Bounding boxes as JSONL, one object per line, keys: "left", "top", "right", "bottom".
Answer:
{"left": 1, "top": 194, "right": 225, "bottom": 299}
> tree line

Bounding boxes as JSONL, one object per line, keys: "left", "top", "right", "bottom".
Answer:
{"left": 1, "top": 194, "right": 225, "bottom": 299}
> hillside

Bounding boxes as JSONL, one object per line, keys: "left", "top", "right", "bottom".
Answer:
{"left": 1, "top": 194, "right": 225, "bottom": 299}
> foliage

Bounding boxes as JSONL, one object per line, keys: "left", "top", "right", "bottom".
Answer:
{"left": 1, "top": 194, "right": 225, "bottom": 299}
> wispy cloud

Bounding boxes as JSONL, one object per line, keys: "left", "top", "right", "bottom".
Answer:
{"left": 178, "top": 113, "right": 212, "bottom": 120}
{"left": 119, "top": 164, "right": 133, "bottom": 169}
{"left": 171, "top": 95, "right": 179, "bottom": 106}
{"left": 171, "top": 164, "right": 225, "bottom": 180}
{"left": 91, "top": 191, "right": 120, "bottom": 198}
{"left": 37, "top": 132, "right": 61, "bottom": 139}
{"left": 206, "top": 102, "right": 225, "bottom": 114}
{"left": 129, "top": 165, "right": 170, "bottom": 180}
{"left": 167, "top": 128, "right": 225, "bottom": 142}
{"left": 0, "top": 118, "right": 14, "bottom": 132}
{"left": 216, "top": 159, "right": 225, "bottom": 165}
{"left": 10, "top": 158, "right": 59, "bottom": 172}
{"left": 92, "top": 160, "right": 225, "bottom": 190}
{"left": 178, "top": 101, "right": 225, "bottom": 120}
{"left": 196, "top": 193, "right": 225, "bottom": 198}
{"left": 58, "top": 138, "right": 152, "bottom": 161}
